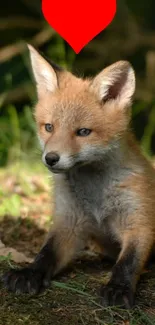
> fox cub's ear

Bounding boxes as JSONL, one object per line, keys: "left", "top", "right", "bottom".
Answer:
{"left": 27, "top": 44, "right": 58, "bottom": 97}
{"left": 91, "top": 61, "right": 135, "bottom": 108}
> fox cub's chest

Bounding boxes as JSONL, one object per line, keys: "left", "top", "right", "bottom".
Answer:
{"left": 67, "top": 166, "right": 134, "bottom": 223}
{"left": 67, "top": 167, "right": 116, "bottom": 221}
{"left": 55, "top": 166, "right": 134, "bottom": 226}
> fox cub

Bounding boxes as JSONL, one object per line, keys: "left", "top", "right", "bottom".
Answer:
{"left": 3, "top": 45, "right": 155, "bottom": 309}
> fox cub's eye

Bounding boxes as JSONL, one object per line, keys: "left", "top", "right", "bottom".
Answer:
{"left": 76, "top": 128, "right": 92, "bottom": 137}
{"left": 45, "top": 123, "right": 53, "bottom": 132}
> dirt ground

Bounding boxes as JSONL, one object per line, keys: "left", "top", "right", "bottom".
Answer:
{"left": 0, "top": 164, "right": 155, "bottom": 325}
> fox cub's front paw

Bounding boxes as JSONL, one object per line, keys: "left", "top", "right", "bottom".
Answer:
{"left": 2, "top": 267, "right": 51, "bottom": 294}
{"left": 100, "top": 282, "right": 134, "bottom": 309}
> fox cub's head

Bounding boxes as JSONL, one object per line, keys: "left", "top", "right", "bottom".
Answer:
{"left": 28, "top": 45, "right": 135, "bottom": 173}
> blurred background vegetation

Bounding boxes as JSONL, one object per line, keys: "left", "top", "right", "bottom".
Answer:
{"left": 1, "top": 0, "right": 155, "bottom": 167}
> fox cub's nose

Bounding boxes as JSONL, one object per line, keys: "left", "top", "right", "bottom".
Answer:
{"left": 45, "top": 152, "right": 60, "bottom": 167}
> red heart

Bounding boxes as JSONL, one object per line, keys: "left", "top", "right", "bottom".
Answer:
{"left": 42, "top": 0, "right": 116, "bottom": 54}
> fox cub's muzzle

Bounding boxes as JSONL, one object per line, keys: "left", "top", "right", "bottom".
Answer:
{"left": 45, "top": 152, "right": 60, "bottom": 167}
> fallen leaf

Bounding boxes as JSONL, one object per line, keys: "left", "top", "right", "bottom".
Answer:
{"left": 0, "top": 243, "right": 32, "bottom": 263}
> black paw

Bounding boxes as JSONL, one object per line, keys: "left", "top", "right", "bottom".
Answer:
{"left": 2, "top": 267, "right": 51, "bottom": 294}
{"left": 100, "top": 283, "right": 134, "bottom": 309}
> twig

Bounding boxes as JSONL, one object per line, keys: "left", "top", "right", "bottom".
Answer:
{"left": 1, "top": 83, "right": 34, "bottom": 105}
{"left": 0, "top": 17, "right": 43, "bottom": 30}
{"left": 0, "top": 27, "right": 55, "bottom": 63}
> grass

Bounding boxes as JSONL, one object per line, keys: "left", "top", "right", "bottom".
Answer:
{"left": 0, "top": 162, "right": 155, "bottom": 324}
{"left": 0, "top": 161, "right": 51, "bottom": 221}
{"left": 1, "top": 257, "right": 155, "bottom": 325}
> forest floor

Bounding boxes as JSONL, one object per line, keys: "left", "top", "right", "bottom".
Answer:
{"left": 0, "top": 162, "right": 155, "bottom": 325}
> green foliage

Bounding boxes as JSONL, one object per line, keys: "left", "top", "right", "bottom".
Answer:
{"left": 0, "top": 194, "right": 21, "bottom": 217}
{"left": 0, "top": 104, "right": 38, "bottom": 166}
{"left": 141, "top": 103, "right": 155, "bottom": 156}
{"left": 46, "top": 35, "right": 76, "bottom": 69}
{"left": 132, "top": 100, "right": 155, "bottom": 157}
